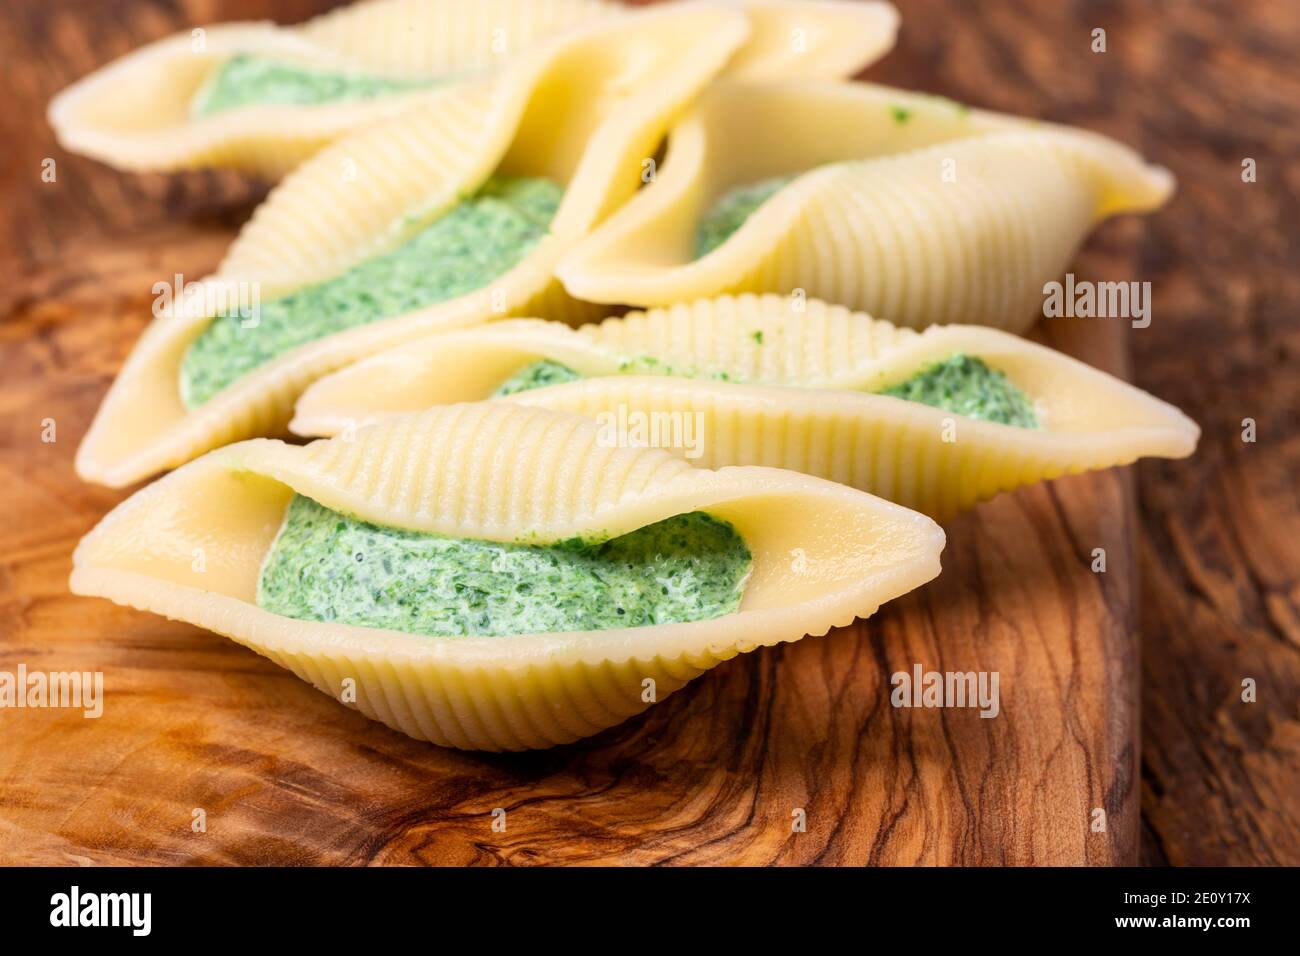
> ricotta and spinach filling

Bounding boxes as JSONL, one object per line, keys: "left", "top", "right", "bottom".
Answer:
{"left": 493, "top": 353, "right": 1040, "bottom": 428}
{"left": 180, "top": 175, "right": 562, "bottom": 407}
{"left": 192, "top": 54, "right": 434, "bottom": 116}
{"left": 877, "top": 354, "right": 1038, "bottom": 428}
{"left": 257, "top": 495, "right": 753, "bottom": 637}
{"left": 694, "top": 174, "right": 798, "bottom": 258}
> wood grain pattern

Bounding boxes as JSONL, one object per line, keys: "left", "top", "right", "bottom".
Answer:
{"left": 0, "top": 0, "right": 1293, "bottom": 866}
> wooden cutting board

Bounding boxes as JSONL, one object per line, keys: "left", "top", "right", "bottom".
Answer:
{"left": 0, "top": 219, "right": 1142, "bottom": 866}
{"left": 0, "top": 0, "right": 1166, "bottom": 866}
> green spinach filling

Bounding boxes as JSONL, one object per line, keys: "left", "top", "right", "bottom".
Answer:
{"left": 495, "top": 353, "right": 1038, "bottom": 427}
{"left": 879, "top": 354, "right": 1039, "bottom": 427}
{"left": 180, "top": 176, "right": 563, "bottom": 407}
{"left": 694, "top": 175, "right": 798, "bottom": 258}
{"left": 493, "top": 359, "right": 584, "bottom": 397}
{"left": 257, "top": 495, "right": 753, "bottom": 637}
{"left": 192, "top": 54, "right": 435, "bottom": 116}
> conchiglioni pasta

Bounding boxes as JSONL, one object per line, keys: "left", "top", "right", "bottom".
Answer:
{"left": 48, "top": 0, "right": 899, "bottom": 178}
{"left": 75, "top": 4, "right": 751, "bottom": 489}
{"left": 291, "top": 293, "right": 1199, "bottom": 521}
{"left": 47, "top": 0, "right": 617, "bottom": 178}
{"left": 70, "top": 403, "right": 944, "bottom": 751}
{"left": 556, "top": 80, "right": 1175, "bottom": 332}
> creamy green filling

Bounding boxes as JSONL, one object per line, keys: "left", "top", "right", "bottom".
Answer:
{"left": 493, "top": 359, "right": 584, "bottom": 397}
{"left": 257, "top": 495, "right": 752, "bottom": 637}
{"left": 192, "top": 54, "right": 434, "bottom": 116}
{"left": 495, "top": 353, "right": 1039, "bottom": 428}
{"left": 180, "top": 176, "right": 563, "bottom": 407}
{"left": 879, "top": 354, "right": 1039, "bottom": 427}
{"left": 694, "top": 174, "right": 798, "bottom": 258}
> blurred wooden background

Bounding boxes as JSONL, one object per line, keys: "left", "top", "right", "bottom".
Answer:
{"left": 0, "top": 0, "right": 1296, "bottom": 865}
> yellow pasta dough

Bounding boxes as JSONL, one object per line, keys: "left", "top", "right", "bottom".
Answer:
{"left": 48, "top": 0, "right": 899, "bottom": 178}
{"left": 74, "top": 4, "right": 750, "bottom": 489}
{"left": 556, "top": 80, "right": 1176, "bottom": 332}
{"left": 70, "top": 403, "right": 944, "bottom": 751}
{"left": 291, "top": 293, "right": 1199, "bottom": 520}
{"left": 720, "top": 0, "right": 898, "bottom": 80}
